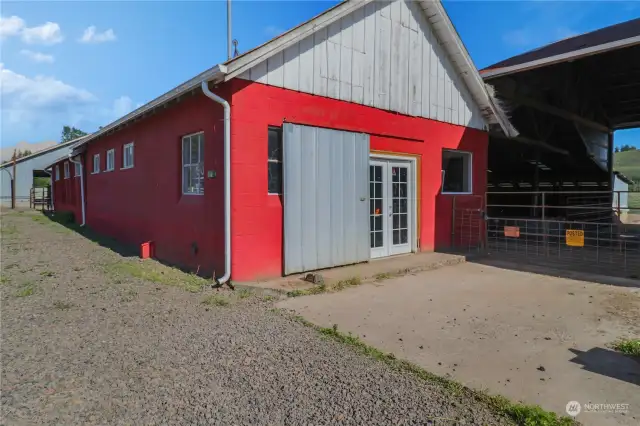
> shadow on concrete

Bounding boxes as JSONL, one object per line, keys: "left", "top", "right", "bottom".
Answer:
{"left": 462, "top": 256, "right": 640, "bottom": 289}
{"left": 569, "top": 347, "right": 640, "bottom": 386}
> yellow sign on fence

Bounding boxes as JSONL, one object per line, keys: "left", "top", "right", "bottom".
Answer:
{"left": 566, "top": 229, "right": 585, "bottom": 247}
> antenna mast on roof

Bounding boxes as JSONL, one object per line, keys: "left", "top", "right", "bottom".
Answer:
{"left": 227, "top": 0, "right": 232, "bottom": 60}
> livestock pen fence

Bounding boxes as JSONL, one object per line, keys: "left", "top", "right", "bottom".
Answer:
{"left": 451, "top": 191, "right": 640, "bottom": 278}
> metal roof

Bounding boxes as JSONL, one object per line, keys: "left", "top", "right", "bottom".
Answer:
{"left": 0, "top": 135, "right": 89, "bottom": 169}
{"left": 482, "top": 17, "right": 640, "bottom": 79}
{"left": 73, "top": 0, "right": 516, "bottom": 151}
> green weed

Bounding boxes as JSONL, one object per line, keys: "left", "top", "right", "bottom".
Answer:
{"left": 237, "top": 288, "right": 253, "bottom": 299}
{"left": 53, "top": 301, "right": 74, "bottom": 310}
{"left": 201, "top": 294, "right": 230, "bottom": 307}
{"left": 15, "top": 283, "right": 34, "bottom": 297}
{"left": 611, "top": 338, "right": 640, "bottom": 356}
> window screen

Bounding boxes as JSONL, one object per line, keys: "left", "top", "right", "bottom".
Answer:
{"left": 442, "top": 150, "right": 472, "bottom": 194}
{"left": 74, "top": 162, "right": 81, "bottom": 176}
{"left": 93, "top": 154, "right": 100, "bottom": 173}
{"left": 123, "top": 143, "right": 134, "bottom": 169}
{"left": 182, "top": 132, "right": 204, "bottom": 195}
{"left": 64, "top": 162, "right": 70, "bottom": 179}
{"left": 106, "top": 149, "right": 115, "bottom": 171}
{"left": 267, "top": 127, "right": 282, "bottom": 194}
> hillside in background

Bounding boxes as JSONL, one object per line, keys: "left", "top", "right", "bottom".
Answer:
{"left": 614, "top": 150, "right": 640, "bottom": 185}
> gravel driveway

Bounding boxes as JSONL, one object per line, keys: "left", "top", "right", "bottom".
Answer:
{"left": 1, "top": 210, "right": 512, "bottom": 425}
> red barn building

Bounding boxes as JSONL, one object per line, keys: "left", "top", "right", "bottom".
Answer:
{"left": 50, "top": 0, "right": 514, "bottom": 283}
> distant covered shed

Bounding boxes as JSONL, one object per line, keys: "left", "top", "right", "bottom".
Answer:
{"left": 0, "top": 136, "right": 88, "bottom": 206}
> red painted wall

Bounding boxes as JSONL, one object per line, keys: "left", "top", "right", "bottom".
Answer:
{"left": 83, "top": 91, "right": 227, "bottom": 274}
{"left": 52, "top": 160, "right": 83, "bottom": 222}
{"left": 229, "top": 79, "right": 488, "bottom": 281}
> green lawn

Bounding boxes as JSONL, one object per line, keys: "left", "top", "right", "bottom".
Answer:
{"left": 614, "top": 150, "right": 640, "bottom": 187}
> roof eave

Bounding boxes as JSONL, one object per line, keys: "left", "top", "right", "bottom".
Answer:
{"left": 420, "top": 0, "right": 518, "bottom": 137}
{"left": 482, "top": 35, "right": 640, "bottom": 80}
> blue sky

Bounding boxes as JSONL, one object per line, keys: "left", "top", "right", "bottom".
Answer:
{"left": 1, "top": 0, "right": 638, "bottom": 148}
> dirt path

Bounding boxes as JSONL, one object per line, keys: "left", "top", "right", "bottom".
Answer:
{"left": 1, "top": 211, "right": 512, "bottom": 426}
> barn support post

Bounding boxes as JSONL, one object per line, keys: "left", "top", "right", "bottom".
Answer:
{"left": 607, "top": 131, "right": 614, "bottom": 212}
{"left": 11, "top": 155, "right": 17, "bottom": 209}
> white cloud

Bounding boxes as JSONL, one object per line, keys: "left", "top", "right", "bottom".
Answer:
{"left": 0, "top": 16, "right": 63, "bottom": 44}
{"left": 0, "top": 64, "right": 97, "bottom": 142}
{"left": 264, "top": 25, "right": 285, "bottom": 38}
{"left": 112, "top": 95, "right": 134, "bottom": 118}
{"left": 0, "top": 64, "right": 139, "bottom": 145}
{"left": 21, "top": 22, "right": 63, "bottom": 45}
{"left": 79, "top": 26, "right": 116, "bottom": 43}
{"left": 0, "top": 15, "right": 25, "bottom": 39}
{"left": 20, "top": 49, "right": 54, "bottom": 63}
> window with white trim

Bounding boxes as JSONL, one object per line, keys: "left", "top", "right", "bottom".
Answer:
{"left": 64, "top": 162, "right": 70, "bottom": 179}
{"left": 74, "top": 162, "right": 81, "bottom": 177}
{"left": 55, "top": 165, "right": 60, "bottom": 181}
{"left": 267, "top": 127, "right": 282, "bottom": 194}
{"left": 442, "top": 150, "right": 472, "bottom": 194}
{"left": 123, "top": 142, "right": 134, "bottom": 169}
{"left": 93, "top": 154, "right": 100, "bottom": 173}
{"left": 182, "top": 132, "right": 204, "bottom": 195}
{"left": 106, "top": 149, "right": 115, "bottom": 171}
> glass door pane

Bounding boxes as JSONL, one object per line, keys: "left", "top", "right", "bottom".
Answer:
{"left": 369, "top": 164, "right": 384, "bottom": 250}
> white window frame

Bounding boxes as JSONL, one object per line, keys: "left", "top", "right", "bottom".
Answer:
{"left": 105, "top": 149, "right": 115, "bottom": 172}
{"left": 122, "top": 142, "right": 134, "bottom": 169}
{"left": 63, "top": 161, "right": 70, "bottom": 179}
{"left": 92, "top": 154, "right": 100, "bottom": 174}
{"left": 74, "top": 162, "right": 81, "bottom": 177}
{"left": 55, "top": 165, "right": 60, "bottom": 181}
{"left": 441, "top": 149, "right": 473, "bottom": 195}
{"left": 182, "top": 132, "right": 204, "bottom": 195}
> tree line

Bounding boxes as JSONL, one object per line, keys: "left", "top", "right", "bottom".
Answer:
{"left": 615, "top": 145, "right": 638, "bottom": 153}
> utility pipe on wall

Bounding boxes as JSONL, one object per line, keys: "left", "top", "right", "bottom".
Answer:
{"left": 67, "top": 154, "right": 86, "bottom": 226}
{"left": 201, "top": 80, "right": 231, "bottom": 285}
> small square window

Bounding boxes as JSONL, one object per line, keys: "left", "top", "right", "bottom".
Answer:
{"left": 63, "top": 162, "right": 70, "bottom": 179}
{"left": 93, "top": 154, "right": 100, "bottom": 173}
{"left": 267, "top": 127, "right": 282, "bottom": 194}
{"left": 123, "top": 142, "right": 134, "bottom": 169}
{"left": 106, "top": 149, "right": 115, "bottom": 172}
{"left": 442, "top": 150, "right": 472, "bottom": 194}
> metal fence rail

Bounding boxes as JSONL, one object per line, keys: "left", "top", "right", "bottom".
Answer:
{"left": 484, "top": 191, "right": 640, "bottom": 279}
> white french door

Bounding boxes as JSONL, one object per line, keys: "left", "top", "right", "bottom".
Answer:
{"left": 369, "top": 159, "right": 413, "bottom": 259}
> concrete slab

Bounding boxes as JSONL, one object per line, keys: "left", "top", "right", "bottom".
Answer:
{"left": 245, "top": 251, "right": 465, "bottom": 293}
{"left": 279, "top": 262, "right": 640, "bottom": 426}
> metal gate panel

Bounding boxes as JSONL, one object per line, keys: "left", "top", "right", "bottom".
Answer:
{"left": 283, "top": 123, "right": 370, "bottom": 275}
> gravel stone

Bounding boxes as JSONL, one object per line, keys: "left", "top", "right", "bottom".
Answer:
{"left": 1, "top": 212, "right": 512, "bottom": 425}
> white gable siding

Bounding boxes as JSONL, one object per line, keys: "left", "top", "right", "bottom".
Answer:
{"left": 238, "top": 0, "right": 485, "bottom": 130}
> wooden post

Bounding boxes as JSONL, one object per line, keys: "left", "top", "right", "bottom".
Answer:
{"left": 11, "top": 149, "right": 16, "bottom": 209}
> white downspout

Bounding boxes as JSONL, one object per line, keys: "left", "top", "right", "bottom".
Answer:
{"left": 201, "top": 80, "right": 231, "bottom": 284}
{"left": 68, "top": 154, "right": 86, "bottom": 226}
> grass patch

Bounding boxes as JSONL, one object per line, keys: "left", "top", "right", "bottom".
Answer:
{"left": 105, "top": 260, "right": 208, "bottom": 293}
{"left": 0, "top": 275, "right": 10, "bottom": 285}
{"left": 15, "top": 283, "right": 34, "bottom": 297}
{"left": 120, "top": 289, "right": 138, "bottom": 302}
{"left": 288, "top": 314, "right": 576, "bottom": 426}
{"left": 39, "top": 271, "right": 55, "bottom": 278}
{"left": 201, "top": 294, "right": 230, "bottom": 307}
{"left": 287, "top": 276, "right": 362, "bottom": 297}
{"left": 611, "top": 338, "right": 640, "bottom": 356}
{"left": 237, "top": 288, "right": 253, "bottom": 299}
{"left": 374, "top": 272, "right": 393, "bottom": 281}
{"left": 1, "top": 223, "right": 18, "bottom": 235}
{"left": 53, "top": 301, "right": 74, "bottom": 310}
